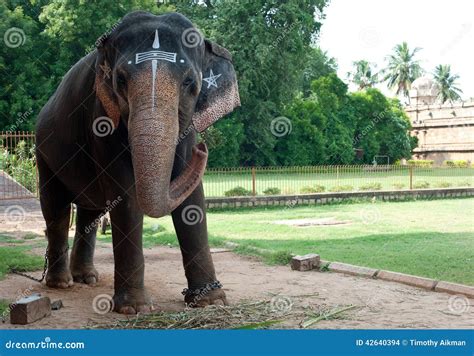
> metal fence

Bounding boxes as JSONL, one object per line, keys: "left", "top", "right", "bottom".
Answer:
{"left": 203, "top": 165, "right": 474, "bottom": 197}
{"left": 0, "top": 131, "right": 473, "bottom": 200}
{"left": 0, "top": 131, "right": 37, "bottom": 200}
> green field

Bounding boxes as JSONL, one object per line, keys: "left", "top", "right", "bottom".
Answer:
{"left": 141, "top": 197, "right": 474, "bottom": 285}
{"left": 203, "top": 166, "right": 474, "bottom": 196}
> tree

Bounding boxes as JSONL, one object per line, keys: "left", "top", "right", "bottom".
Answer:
{"left": 301, "top": 47, "right": 337, "bottom": 97}
{"left": 433, "top": 64, "right": 463, "bottom": 103}
{"left": 347, "top": 60, "right": 378, "bottom": 90}
{"left": 383, "top": 42, "right": 423, "bottom": 100}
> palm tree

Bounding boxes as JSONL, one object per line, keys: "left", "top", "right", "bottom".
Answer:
{"left": 433, "top": 64, "right": 463, "bottom": 103}
{"left": 383, "top": 42, "right": 423, "bottom": 99}
{"left": 347, "top": 60, "right": 378, "bottom": 90}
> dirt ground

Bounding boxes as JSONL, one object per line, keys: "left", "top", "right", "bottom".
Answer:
{"left": 0, "top": 199, "right": 473, "bottom": 329}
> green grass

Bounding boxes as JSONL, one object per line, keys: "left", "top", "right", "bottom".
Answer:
{"left": 202, "top": 167, "right": 473, "bottom": 196}
{"left": 143, "top": 198, "right": 474, "bottom": 285}
{"left": 0, "top": 299, "right": 9, "bottom": 316}
{"left": 0, "top": 246, "right": 44, "bottom": 279}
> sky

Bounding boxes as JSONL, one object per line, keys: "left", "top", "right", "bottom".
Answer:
{"left": 318, "top": 0, "right": 473, "bottom": 99}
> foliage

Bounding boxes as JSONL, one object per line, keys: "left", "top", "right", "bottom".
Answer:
{"left": 224, "top": 186, "right": 252, "bottom": 197}
{"left": 347, "top": 60, "right": 378, "bottom": 90}
{"left": 328, "top": 185, "right": 353, "bottom": 192}
{"left": 1, "top": 140, "right": 37, "bottom": 193}
{"left": 358, "top": 182, "right": 382, "bottom": 191}
{"left": 433, "top": 64, "right": 463, "bottom": 103}
{"left": 263, "top": 187, "right": 281, "bottom": 195}
{"left": 444, "top": 160, "right": 468, "bottom": 168}
{"left": 434, "top": 181, "right": 452, "bottom": 188}
{"left": 407, "top": 159, "right": 433, "bottom": 167}
{"left": 392, "top": 183, "right": 406, "bottom": 190}
{"left": 300, "top": 185, "right": 325, "bottom": 194}
{"left": 383, "top": 42, "right": 423, "bottom": 100}
{"left": 413, "top": 180, "right": 430, "bottom": 189}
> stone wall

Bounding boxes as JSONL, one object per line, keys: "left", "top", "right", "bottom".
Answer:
{"left": 205, "top": 187, "right": 474, "bottom": 209}
{"left": 405, "top": 101, "right": 474, "bottom": 165}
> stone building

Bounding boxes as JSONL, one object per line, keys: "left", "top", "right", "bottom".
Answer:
{"left": 404, "top": 76, "right": 474, "bottom": 165}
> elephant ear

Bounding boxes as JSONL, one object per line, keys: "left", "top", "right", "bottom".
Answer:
{"left": 192, "top": 40, "right": 240, "bottom": 132}
{"left": 94, "top": 43, "right": 121, "bottom": 128}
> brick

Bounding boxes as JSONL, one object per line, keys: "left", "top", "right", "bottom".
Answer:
{"left": 10, "top": 294, "right": 51, "bottom": 325}
{"left": 291, "top": 254, "right": 320, "bottom": 271}
{"left": 435, "top": 281, "right": 474, "bottom": 298}
{"left": 377, "top": 270, "right": 436, "bottom": 290}
{"left": 329, "top": 262, "right": 378, "bottom": 278}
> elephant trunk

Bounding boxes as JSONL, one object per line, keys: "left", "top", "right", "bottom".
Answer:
{"left": 129, "top": 104, "right": 207, "bottom": 218}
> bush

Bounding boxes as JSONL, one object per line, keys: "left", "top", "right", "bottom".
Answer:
{"left": 329, "top": 185, "right": 354, "bottom": 192}
{"left": 2, "top": 141, "right": 37, "bottom": 194}
{"left": 434, "top": 181, "right": 452, "bottom": 188}
{"left": 413, "top": 181, "right": 430, "bottom": 189}
{"left": 263, "top": 187, "right": 281, "bottom": 195}
{"left": 281, "top": 188, "right": 296, "bottom": 195}
{"left": 407, "top": 159, "right": 433, "bottom": 167}
{"left": 444, "top": 160, "right": 469, "bottom": 168}
{"left": 392, "top": 183, "right": 406, "bottom": 190}
{"left": 457, "top": 180, "right": 471, "bottom": 187}
{"left": 300, "top": 185, "right": 325, "bottom": 194}
{"left": 224, "top": 186, "right": 252, "bottom": 197}
{"left": 358, "top": 182, "right": 382, "bottom": 191}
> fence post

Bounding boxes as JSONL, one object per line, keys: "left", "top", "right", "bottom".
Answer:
{"left": 251, "top": 167, "right": 256, "bottom": 196}
{"left": 409, "top": 166, "right": 413, "bottom": 190}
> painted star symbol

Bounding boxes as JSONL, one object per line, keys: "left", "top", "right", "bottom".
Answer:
{"left": 99, "top": 62, "right": 111, "bottom": 79}
{"left": 203, "top": 69, "right": 222, "bottom": 89}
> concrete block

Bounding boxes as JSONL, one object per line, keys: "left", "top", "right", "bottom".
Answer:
{"left": 329, "top": 262, "right": 378, "bottom": 278}
{"left": 377, "top": 270, "right": 437, "bottom": 290}
{"left": 435, "top": 281, "right": 474, "bottom": 298}
{"left": 291, "top": 254, "right": 320, "bottom": 271}
{"left": 10, "top": 294, "right": 51, "bottom": 325}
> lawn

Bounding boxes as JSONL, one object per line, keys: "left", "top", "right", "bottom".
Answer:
{"left": 0, "top": 243, "right": 44, "bottom": 279}
{"left": 202, "top": 166, "right": 474, "bottom": 196}
{"left": 140, "top": 197, "right": 474, "bottom": 285}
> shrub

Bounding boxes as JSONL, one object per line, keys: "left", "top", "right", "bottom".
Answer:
{"left": 413, "top": 181, "right": 430, "bottom": 189}
{"left": 358, "top": 182, "right": 382, "bottom": 191}
{"left": 392, "top": 183, "right": 406, "bottom": 190}
{"left": 224, "top": 186, "right": 252, "bottom": 197}
{"left": 457, "top": 180, "right": 471, "bottom": 187}
{"left": 2, "top": 141, "right": 37, "bottom": 194}
{"left": 281, "top": 188, "right": 296, "bottom": 195}
{"left": 407, "top": 159, "right": 433, "bottom": 167}
{"left": 329, "top": 185, "right": 354, "bottom": 192}
{"left": 300, "top": 185, "right": 325, "bottom": 194}
{"left": 434, "top": 181, "right": 452, "bottom": 188}
{"left": 444, "top": 160, "right": 469, "bottom": 168}
{"left": 263, "top": 187, "right": 281, "bottom": 195}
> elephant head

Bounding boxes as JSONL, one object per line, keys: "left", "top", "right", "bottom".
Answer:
{"left": 94, "top": 11, "right": 240, "bottom": 217}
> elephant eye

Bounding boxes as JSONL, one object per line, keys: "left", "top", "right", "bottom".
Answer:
{"left": 182, "top": 77, "right": 194, "bottom": 87}
{"left": 116, "top": 72, "right": 127, "bottom": 88}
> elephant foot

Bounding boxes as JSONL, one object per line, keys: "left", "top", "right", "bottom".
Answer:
{"left": 71, "top": 265, "right": 99, "bottom": 285}
{"left": 113, "top": 288, "right": 154, "bottom": 315}
{"left": 185, "top": 288, "right": 228, "bottom": 307}
{"left": 45, "top": 270, "right": 73, "bottom": 289}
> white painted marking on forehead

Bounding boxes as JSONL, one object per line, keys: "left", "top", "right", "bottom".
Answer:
{"left": 152, "top": 30, "right": 160, "bottom": 49}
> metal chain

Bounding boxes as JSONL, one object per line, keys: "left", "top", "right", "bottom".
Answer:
{"left": 10, "top": 249, "right": 48, "bottom": 283}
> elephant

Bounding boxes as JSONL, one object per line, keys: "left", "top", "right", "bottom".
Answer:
{"left": 35, "top": 11, "right": 240, "bottom": 314}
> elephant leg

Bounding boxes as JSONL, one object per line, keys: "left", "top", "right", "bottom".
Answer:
{"left": 37, "top": 155, "right": 73, "bottom": 289}
{"left": 109, "top": 198, "right": 151, "bottom": 314}
{"left": 70, "top": 207, "right": 102, "bottom": 284}
{"left": 171, "top": 183, "right": 227, "bottom": 307}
